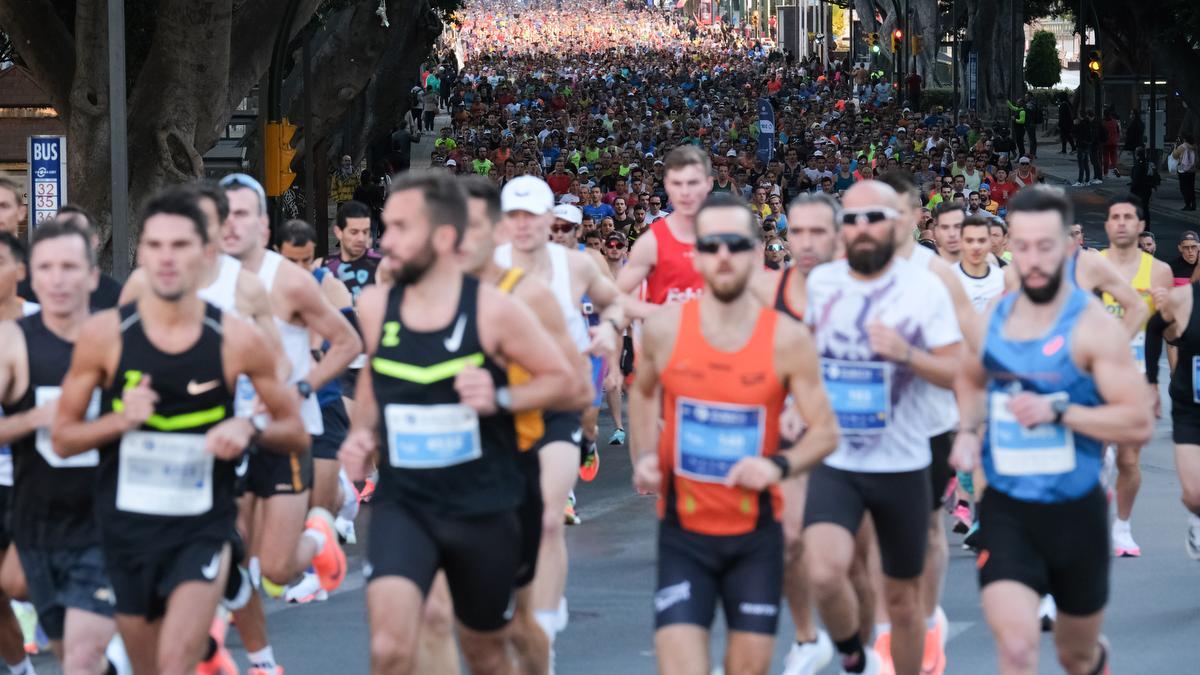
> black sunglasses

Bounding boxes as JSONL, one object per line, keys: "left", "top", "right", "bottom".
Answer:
{"left": 550, "top": 223, "right": 576, "bottom": 233}
{"left": 696, "top": 233, "right": 756, "bottom": 254}
{"left": 840, "top": 209, "right": 897, "bottom": 226}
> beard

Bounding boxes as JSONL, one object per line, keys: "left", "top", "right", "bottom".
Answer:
{"left": 708, "top": 268, "right": 749, "bottom": 303}
{"left": 394, "top": 240, "right": 437, "bottom": 285}
{"left": 847, "top": 233, "right": 895, "bottom": 275}
{"left": 1021, "top": 263, "right": 1064, "bottom": 304}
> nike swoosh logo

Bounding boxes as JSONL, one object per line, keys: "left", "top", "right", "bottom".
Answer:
{"left": 443, "top": 314, "right": 467, "bottom": 353}
{"left": 201, "top": 552, "right": 221, "bottom": 580}
{"left": 571, "top": 428, "right": 583, "bottom": 444}
{"left": 187, "top": 379, "right": 220, "bottom": 396}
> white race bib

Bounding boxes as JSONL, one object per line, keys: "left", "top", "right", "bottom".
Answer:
{"left": 116, "top": 432, "right": 213, "bottom": 516}
{"left": 989, "top": 391, "right": 1076, "bottom": 476}
{"left": 675, "top": 398, "right": 764, "bottom": 483}
{"left": 383, "top": 404, "right": 482, "bottom": 469}
{"left": 34, "top": 387, "right": 101, "bottom": 468}
{"left": 821, "top": 359, "right": 892, "bottom": 435}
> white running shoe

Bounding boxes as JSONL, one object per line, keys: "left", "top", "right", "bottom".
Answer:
{"left": 1112, "top": 520, "right": 1142, "bottom": 557}
{"left": 1187, "top": 515, "right": 1200, "bottom": 560}
{"left": 1072, "top": 181, "right": 1084, "bottom": 187}
{"left": 781, "top": 630, "right": 834, "bottom": 675}
{"left": 284, "top": 571, "right": 329, "bottom": 604}
{"left": 1039, "top": 595, "right": 1057, "bottom": 632}
{"left": 1089, "top": 178, "right": 1103, "bottom": 185}
{"left": 334, "top": 514, "right": 358, "bottom": 545}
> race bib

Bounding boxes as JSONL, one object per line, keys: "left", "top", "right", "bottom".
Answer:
{"left": 1193, "top": 357, "right": 1200, "bottom": 404}
{"left": 989, "top": 391, "right": 1076, "bottom": 476}
{"left": 383, "top": 404, "right": 482, "bottom": 469}
{"left": 821, "top": 359, "right": 891, "bottom": 434}
{"left": 675, "top": 398, "right": 764, "bottom": 483}
{"left": 116, "top": 432, "right": 213, "bottom": 516}
{"left": 34, "top": 387, "right": 100, "bottom": 468}
{"left": 1131, "top": 332, "right": 1146, "bottom": 375}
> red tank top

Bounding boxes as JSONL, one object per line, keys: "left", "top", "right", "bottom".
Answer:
{"left": 645, "top": 218, "right": 704, "bottom": 305}
{"left": 657, "top": 300, "right": 785, "bottom": 536}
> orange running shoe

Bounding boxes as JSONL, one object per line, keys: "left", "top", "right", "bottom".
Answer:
{"left": 357, "top": 479, "right": 376, "bottom": 504}
{"left": 921, "top": 612, "right": 947, "bottom": 675}
{"left": 247, "top": 668, "right": 283, "bottom": 675}
{"left": 579, "top": 443, "right": 600, "bottom": 482}
{"left": 305, "top": 507, "right": 347, "bottom": 592}
{"left": 196, "top": 617, "right": 239, "bottom": 675}
{"left": 873, "top": 630, "right": 896, "bottom": 675}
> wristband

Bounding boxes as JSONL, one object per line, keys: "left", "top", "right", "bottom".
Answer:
{"left": 768, "top": 454, "right": 791, "bottom": 480}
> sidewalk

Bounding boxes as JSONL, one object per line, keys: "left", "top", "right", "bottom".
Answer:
{"left": 1030, "top": 130, "right": 1200, "bottom": 228}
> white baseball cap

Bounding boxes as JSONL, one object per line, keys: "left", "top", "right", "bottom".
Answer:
{"left": 501, "top": 176, "right": 555, "bottom": 215}
{"left": 552, "top": 204, "right": 583, "bottom": 225}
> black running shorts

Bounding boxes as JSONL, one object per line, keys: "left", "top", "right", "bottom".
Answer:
{"left": 977, "top": 486, "right": 1109, "bottom": 616}
{"left": 103, "top": 538, "right": 228, "bottom": 620}
{"left": 803, "top": 463, "right": 931, "bottom": 579}
{"left": 0, "top": 486, "right": 11, "bottom": 551}
{"left": 928, "top": 431, "right": 956, "bottom": 511}
{"left": 514, "top": 454, "right": 543, "bottom": 589}
{"left": 245, "top": 446, "right": 313, "bottom": 497}
{"left": 654, "top": 522, "right": 783, "bottom": 634}
{"left": 365, "top": 499, "right": 520, "bottom": 632}
{"left": 19, "top": 544, "right": 115, "bottom": 640}
{"left": 1172, "top": 403, "right": 1200, "bottom": 445}
{"left": 312, "top": 398, "right": 350, "bottom": 461}
{"left": 533, "top": 411, "right": 582, "bottom": 458}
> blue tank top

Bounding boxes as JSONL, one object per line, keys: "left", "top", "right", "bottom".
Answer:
{"left": 981, "top": 288, "right": 1104, "bottom": 503}
{"left": 311, "top": 267, "right": 342, "bottom": 406}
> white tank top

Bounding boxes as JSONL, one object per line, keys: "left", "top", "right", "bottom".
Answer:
{"left": 494, "top": 242, "right": 591, "bottom": 352}
{"left": 907, "top": 244, "right": 961, "bottom": 436}
{"left": 256, "top": 250, "right": 324, "bottom": 435}
{"left": 954, "top": 262, "right": 1006, "bottom": 314}
{"left": 198, "top": 254, "right": 241, "bottom": 314}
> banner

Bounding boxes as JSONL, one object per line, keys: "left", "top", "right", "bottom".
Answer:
{"left": 699, "top": 0, "right": 712, "bottom": 24}
{"left": 756, "top": 97, "right": 776, "bottom": 164}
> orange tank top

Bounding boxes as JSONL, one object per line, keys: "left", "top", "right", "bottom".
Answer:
{"left": 497, "top": 268, "right": 545, "bottom": 452}
{"left": 657, "top": 299, "right": 785, "bottom": 536}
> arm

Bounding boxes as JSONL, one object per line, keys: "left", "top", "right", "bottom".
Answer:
{"left": 117, "top": 268, "right": 147, "bottom": 305}
{"left": 929, "top": 257, "right": 982, "bottom": 348}
{"left": 1065, "top": 309, "right": 1154, "bottom": 444}
{"left": 628, "top": 309, "right": 674, "bottom": 486}
{"left": 949, "top": 328, "right": 990, "bottom": 472}
{"left": 284, "top": 266, "right": 362, "bottom": 390}
{"left": 52, "top": 312, "right": 136, "bottom": 457}
{"left": 340, "top": 285, "right": 387, "bottom": 481}
{"left": 215, "top": 317, "right": 307, "bottom": 457}
{"left": 235, "top": 270, "right": 288, "bottom": 379}
{"left": 774, "top": 320, "right": 839, "bottom": 474}
{"left": 616, "top": 229, "right": 657, "bottom": 294}
{"left": 480, "top": 287, "right": 577, "bottom": 413}
{"left": 0, "top": 323, "right": 44, "bottom": 445}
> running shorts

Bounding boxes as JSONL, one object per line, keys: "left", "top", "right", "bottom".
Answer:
{"left": 928, "top": 431, "right": 956, "bottom": 511}
{"left": 365, "top": 499, "right": 520, "bottom": 632}
{"left": 19, "top": 544, "right": 115, "bottom": 640}
{"left": 1172, "top": 401, "right": 1200, "bottom": 445}
{"left": 977, "top": 486, "right": 1109, "bottom": 616}
{"left": 654, "top": 521, "right": 783, "bottom": 634}
{"left": 533, "top": 411, "right": 582, "bottom": 457}
{"left": 803, "top": 463, "right": 931, "bottom": 579}
{"left": 312, "top": 398, "right": 350, "bottom": 461}
{"left": 103, "top": 538, "right": 228, "bottom": 620}
{"left": 514, "top": 454, "right": 543, "bottom": 589}
{"left": 245, "top": 446, "right": 313, "bottom": 498}
{"left": 0, "top": 486, "right": 10, "bottom": 550}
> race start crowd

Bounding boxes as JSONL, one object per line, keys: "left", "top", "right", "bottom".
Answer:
{"left": 0, "top": 0, "right": 1193, "bottom": 674}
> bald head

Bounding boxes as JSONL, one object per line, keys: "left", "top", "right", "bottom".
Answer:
{"left": 842, "top": 181, "right": 900, "bottom": 212}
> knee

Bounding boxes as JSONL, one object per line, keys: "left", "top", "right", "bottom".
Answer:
{"left": 883, "top": 584, "right": 921, "bottom": 624}
{"left": 784, "top": 530, "right": 804, "bottom": 565}
{"left": 994, "top": 630, "right": 1039, "bottom": 670}
{"left": 541, "top": 508, "right": 565, "bottom": 542}
{"left": 421, "top": 595, "right": 455, "bottom": 641}
{"left": 156, "top": 636, "right": 203, "bottom": 675}
{"left": 805, "top": 553, "right": 849, "bottom": 598}
{"left": 371, "top": 631, "right": 414, "bottom": 673}
{"left": 1116, "top": 448, "right": 1141, "bottom": 473}
{"left": 63, "top": 639, "right": 108, "bottom": 675}
{"left": 459, "top": 636, "right": 510, "bottom": 675}
{"left": 259, "top": 557, "right": 293, "bottom": 586}
{"left": 1057, "top": 642, "right": 1101, "bottom": 675}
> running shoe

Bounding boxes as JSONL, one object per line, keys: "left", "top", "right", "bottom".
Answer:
{"left": 1112, "top": 520, "right": 1141, "bottom": 557}
{"left": 838, "top": 646, "right": 883, "bottom": 675}
{"left": 564, "top": 499, "right": 581, "bottom": 526}
{"left": 306, "top": 506, "right": 348, "bottom": 591}
{"left": 579, "top": 442, "right": 600, "bottom": 482}
{"left": 284, "top": 571, "right": 328, "bottom": 604}
{"left": 1089, "top": 178, "right": 1103, "bottom": 185}
{"left": 196, "top": 617, "right": 239, "bottom": 675}
{"left": 781, "top": 629, "right": 834, "bottom": 675}
{"left": 872, "top": 631, "right": 895, "bottom": 675}
{"left": 1072, "top": 182, "right": 1084, "bottom": 187}
{"left": 1039, "top": 595, "right": 1057, "bottom": 632}
{"left": 921, "top": 607, "right": 947, "bottom": 675}
{"left": 334, "top": 514, "right": 357, "bottom": 545}
{"left": 357, "top": 478, "right": 376, "bottom": 504}
{"left": 951, "top": 502, "right": 972, "bottom": 535}
{"left": 961, "top": 521, "right": 982, "bottom": 552}
{"left": 247, "top": 668, "right": 283, "bottom": 675}
{"left": 11, "top": 601, "right": 40, "bottom": 654}
{"left": 608, "top": 428, "right": 626, "bottom": 445}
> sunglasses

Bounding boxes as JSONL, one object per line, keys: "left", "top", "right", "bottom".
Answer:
{"left": 696, "top": 233, "right": 756, "bottom": 255}
{"left": 550, "top": 223, "right": 576, "bottom": 233}
{"left": 840, "top": 208, "right": 898, "bottom": 226}
{"left": 606, "top": 240, "right": 626, "bottom": 250}
{"left": 767, "top": 244, "right": 786, "bottom": 252}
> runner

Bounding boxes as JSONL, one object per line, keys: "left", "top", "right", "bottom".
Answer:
{"left": 326, "top": 201, "right": 383, "bottom": 301}
{"left": 629, "top": 192, "right": 839, "bottom": 675}
{"left": 219, "top": 173, "right": 361, "bottom": 675}
{"left": 804, "top": 180, "right": 964, "bottom": 675}
{"left": 0, "top": 220, "right": 115, "bottom": 674}
{"left": 930, "top": 203, "right": 964, "bottom": 265}
{"left": 338, "top": 170, "right": 576, "bottom": 674}
{"left": 1099, "top": 194, "right": 1172, "bottom": 558}
{"left": 950, "top": 185, "right": 1153, "bottom": 675}
{"left": 492, "top": 175, "right": 627, "bottom": 653}
{"left": 956, "top": 215, "right": 1008, "bottom": 313}
{"left": 600, "top": 232, "right": 630, "bottom": 446}
{"left": 51, "top": 186, "right": 307, "bottom": 674}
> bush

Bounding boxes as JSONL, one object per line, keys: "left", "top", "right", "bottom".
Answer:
{"left": 1024, "top": 30, "right": 1062, "bottom": 88}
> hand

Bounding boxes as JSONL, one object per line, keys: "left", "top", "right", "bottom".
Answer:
{"left": 1006, "top": 391, "right": 1056, "bottom": 428}
{"left": 454, "top": 365, "right": 497, "bottom": 415}
{"left": 1151, "top": 384, "right": 1162, "bottom": 419}
{"left": 725, "top": 456, "right": 783, "bottom": 491}
{"left": 1151, "top": 287, "right": 1171, "bottom": 317}
{"left": 633, "top": 453, "right": 661, "bottom": 494}
{"left": 205, "top": 418, "right": 255, "bottom": 460}
{"left": 28, "top": 401, "right": 58, "bottom": 430}
{"left": 119, "top": 376, "right": 158, "bottom": 429}
{"left": 949, "top": 430, "right": 981, "bottom": 472}
{"left": 604, "top": 365, "right": 623, "bottom": 393}
{"left": 339, "top": 428, "right": 378, "bottom": 482}
{"left": 866, "top": 321, "right": 911, "bottom": 364}
{"left": 588, "top": 322, "right": 620, "bottom": 363}
{"left": 779, "top": 405, "right": 806, "bottom": 443}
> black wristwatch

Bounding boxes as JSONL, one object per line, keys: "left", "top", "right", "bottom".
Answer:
{"left": 1050, "top": 398, "right": 1070, "bottom": 425}
{"left": 768, "top": 454, "right": 791, "bottom": 480}
{"left": 296, "top": 380, "right": 314, "bottom": 399}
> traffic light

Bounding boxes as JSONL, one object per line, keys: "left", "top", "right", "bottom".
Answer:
{"left": 1086, "top": 50, "right": 1103, "bottom": 80}
{"left": 892, "top": 29, "right": 902, "bottom": 53}
{"left": 264, "top": 119, "right": 298, "bottom": 197}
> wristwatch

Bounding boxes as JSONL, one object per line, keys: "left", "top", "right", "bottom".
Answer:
{"left": 296, "top": 380, "right": 314, "bottom": 399}
{"left": 495, "top": 386, "right": 513, "bottom": 412}
{"left": 1050, "top": 398, "right": 1070, "bottom": 425}
{"left": 768, "top": 454, "right": 791, "bottom": 480}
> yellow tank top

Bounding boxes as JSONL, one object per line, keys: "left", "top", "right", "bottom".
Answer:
{"left": 497, "top": 268, "right": 545, "bottom": 452}
{"left": 1099, "top": 250, "right": 1155, "bottom": 320}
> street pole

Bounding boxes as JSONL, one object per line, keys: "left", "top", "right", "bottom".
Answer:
{"left": 1149, "top": 59, "right": 1157, "bottom": 167}
{"left": 951, "top": 0, "right": 958, "bottom": 122}
{"left": 107, "top": 0, "right": 130, "bottom": 280}
{"left": 303, "top": 27, "right": 317, "bottom": 236}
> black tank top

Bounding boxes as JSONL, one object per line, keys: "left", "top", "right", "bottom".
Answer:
{"left": 1170, "top": 284, "right": 1200, "bottom": 408}
{"left": 371, "top": 275, "right": 522, "bottom": 516}
{"left": 97, "top": 303, "right": 237, "bottom": 552}
{"left": 774, "top": 266, "right": 804, "bottom": 321}
{"left": 2, "top": 314, "right": 99, "bottom": 548}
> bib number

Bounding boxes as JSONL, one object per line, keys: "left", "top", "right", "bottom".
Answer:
{"left": 116, "top": 432, "right": 213, "bottom": 516}
{"left": 1193, "top": 357, "right": 1200, "bottom": 405}
{"left": 821, "top": 359, "right": 891, "bottom": 434}
{"left": 34, "top": 387, "right": 100, "bottom": 468}
{"left": 675, "top": 398, "right": 764, "bottom": 483}
{"left": 1131, "top": 332, "right": 1146, "bottom": 375}
{"left": 383, "top": 404, "right": 482, "bottom": 469}
{"left": 989, "top": 391, "right": 1076, "bottom": 476}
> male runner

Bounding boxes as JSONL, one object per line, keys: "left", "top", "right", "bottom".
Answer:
{"left": 338, "top": 170, "right": 576, "bottom": 675}
{"left": 0, "top": 220, "right": 113, "bottom": 674}
{"left": 1099, "top": 194, "right": 1171, "bottom": 557}
{"left": 326, "top": 200, "right": 382, "bottom": 301}
{"left": 804, "top": 181, "right": 964, "bottom": 675}
{"left": 493, "top": 175, "right": 626, "bottom": 651}
{"left": 219, "top": 174, "right": 360, "bottom": 674}
{"left": 630, "top": 192, "right": 839, "bottom": 675}
{"left": 52, "top": 187, "right": 307, "bottom": 675}
{"left": 930, "top": 203, "right": 964, "bottom": 265}
{"left": 951, "top": 186, "right": 1153, "bottom": 675}
{"left": 0, "top": 178, "right": 25, "bottom": 237}
{"left": 956, "top": 215, "right": 1007, "bottom": 313}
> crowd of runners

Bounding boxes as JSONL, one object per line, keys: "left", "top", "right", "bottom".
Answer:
{"left": 0, "top": 0, "right": 1192, "bottom": 673}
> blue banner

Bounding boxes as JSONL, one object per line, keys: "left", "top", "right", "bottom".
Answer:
{"left": 756, "top": 97, "right": 776, "bottom": 164}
